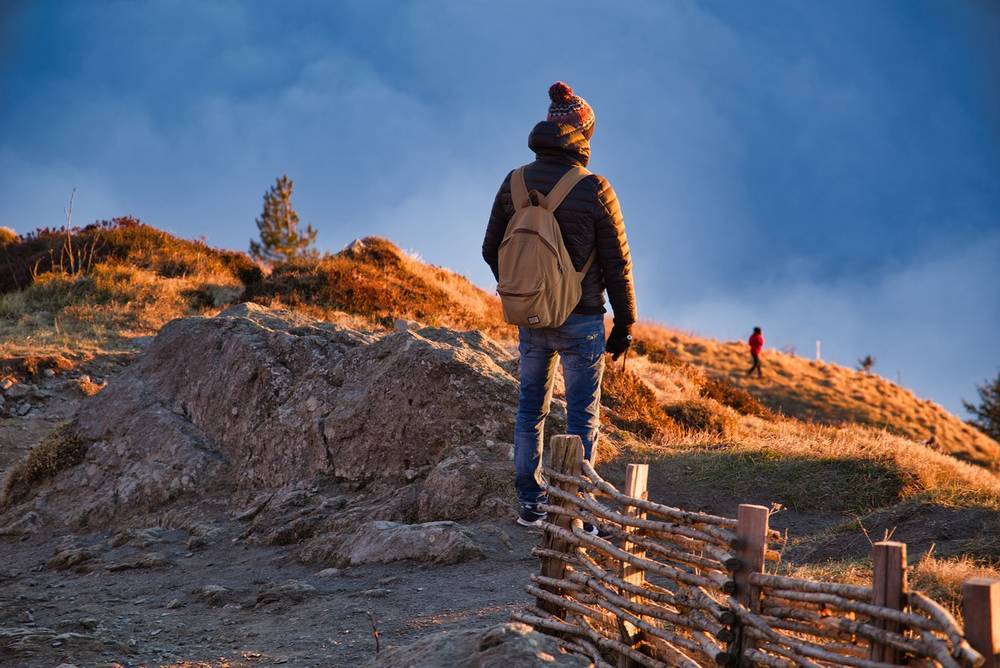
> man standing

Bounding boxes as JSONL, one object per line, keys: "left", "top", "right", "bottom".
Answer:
{"left": 482, "top": 82, "right": 637, "bottom": 528}
{"left": 747, "top": 326, "right": 764, "bottom": 378}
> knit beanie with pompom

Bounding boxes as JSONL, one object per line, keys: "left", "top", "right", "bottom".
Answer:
{"left": 546, "top": 81, "right": 595, "bottom": 134}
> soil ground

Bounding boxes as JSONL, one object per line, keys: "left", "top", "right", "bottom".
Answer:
{"left": 0, "top": 356, "right": 542, "bottom": 667}
{"left": 0, "top": 356, "right": 985, "bottom": 668}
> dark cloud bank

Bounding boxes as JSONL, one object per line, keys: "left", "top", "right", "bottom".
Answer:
{"left": 1, "top": 0, "right": 997, "bottom": 414}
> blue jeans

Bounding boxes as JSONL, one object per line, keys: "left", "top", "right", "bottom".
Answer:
{"left": 515, "top": 313, "right": 606, "bottom": 508}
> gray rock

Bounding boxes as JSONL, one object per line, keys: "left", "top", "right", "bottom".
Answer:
{"left": 418, "top": 445, "right": 513, "bottom": 522}
{"left": 350, "top": 587, "right": 391, "bottom": 598}
{"left": 12, "top": 303, "right": 518, "bottom": 529}
{"left": 106, "top": 552, "right": 170, "bottom": 571}
{"left": 0, "top": 626, "right": 56, "bottom": 651}
{"left": 367, "top": 622, "right": 591, "bottom": 667}
{"left": 393, "top": 318, "right": 423, "bottom": 332}
{"left": 305, "top": 520, "right": 484, "bottom": 567}
{"left": 4, "top": 383, "right": 34, "bottom": 399}
{"left": 47, "top": 546, "right": 96, "bottom": 571}
{"left": 254, "top": 579, "right": 317, "bottom": 607}
{"left": 0, "top": 511, "right": 39, "bottom": 536}
{"left": 193, "top": 584, "right": 232, "bottom": 607}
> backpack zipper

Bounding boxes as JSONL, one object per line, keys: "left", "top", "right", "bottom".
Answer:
{"left": 511, "top": 229, "right": 559, "bottom": 257}
{"left": 497, "top": 288, "right": 541, "bottom": 297}
{"left": 509, "top": 229, "right": 563, "bottom": 272}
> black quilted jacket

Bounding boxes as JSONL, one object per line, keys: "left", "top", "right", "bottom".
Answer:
{"left": 482, "top": 121, "right": 637, "bottom": 325}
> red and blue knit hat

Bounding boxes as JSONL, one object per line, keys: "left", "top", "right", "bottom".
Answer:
{"left": 547, "top": 81, "right": 595, "bottom": 133}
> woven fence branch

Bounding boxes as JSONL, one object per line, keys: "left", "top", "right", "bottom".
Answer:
{"left": 751, "top": 572, "right": 872, "bottom": 600}
{"left": 511, "top": 611, "right": 666, "bottom": 668}
{"left": 519, "top": 446, "right": 989, "bottom": 668}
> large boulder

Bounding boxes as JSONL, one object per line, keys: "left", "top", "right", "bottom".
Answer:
{"left": 299, "top": 520, "right": 485, "bottom": 566}
{"left": 367, "top": 622, "right": 592, "bottom": 667}
{"left": 9, "top": 304, "right": 520, "bottom": 527}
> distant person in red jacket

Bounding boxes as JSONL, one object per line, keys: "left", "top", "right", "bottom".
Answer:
{"left": 747, "top": 327, "right": 764, "bottom": 378}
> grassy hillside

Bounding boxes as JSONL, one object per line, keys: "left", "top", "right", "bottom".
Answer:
{"left": 2, "top": 220, "right": 999, "bottom": 612}
{"left": 0, "top": 219, "right": 254, "bottom": 365}
{"left": 632, "top": 323, "right": 1000, "bottom": 469}
{"left": 2, "top": 220, "right": 995, "bottom": 472}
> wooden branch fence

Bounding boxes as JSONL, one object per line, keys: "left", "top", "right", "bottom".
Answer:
{"left": 513, "top": 435, "right": 1000, "bottom": 668}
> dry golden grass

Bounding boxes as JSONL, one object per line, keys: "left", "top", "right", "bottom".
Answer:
{"left": 600, "top": 362, "right": 680, "bottom": 441}
{"left": 663, "top": 398, "right": 735, "bottom": 436}
{"left": 0, "top": 262, "right": 243, "bottom": 358}
{"left": 632, "top": 322, "right": 1000, "bottom": 469}
{"left": 777, "top": 552, "right": 1000, "bottom": 621}
{"left": 247, "top": 237, "right": 506, "bottom": 336}
{"left": 631, "top": 410, "right": 1000, "bottom": 512}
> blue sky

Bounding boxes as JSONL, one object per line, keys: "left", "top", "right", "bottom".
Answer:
{"left": 1, "top": 1, "right": 998, "bottom": 415}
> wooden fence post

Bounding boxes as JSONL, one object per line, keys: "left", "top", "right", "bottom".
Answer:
{"left": 869, "top": 541, "right": 907, "bottom": 663}
{"left": 618, "top": 463, "right": 649, "bottom": 668}
{"left": 735, "top": 504, "right": 769, "bottom": 662}
{"left": 537, "top": 434, "right": 584, "bottom": 616}
{"left": 962, "top": 577, "right": 1000, "bottom": 668}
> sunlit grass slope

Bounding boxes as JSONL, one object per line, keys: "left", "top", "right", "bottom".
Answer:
{"left": 631, "top": 323, "right": 1000, "bottom": 470}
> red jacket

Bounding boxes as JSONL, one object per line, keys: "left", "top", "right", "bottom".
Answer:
{"left": 749, "top": 333, "right": 764, "bottom": 355}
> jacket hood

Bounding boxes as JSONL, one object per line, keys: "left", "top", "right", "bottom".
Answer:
{"left": 528, "top": 121, "right": 591, "bottom": 167}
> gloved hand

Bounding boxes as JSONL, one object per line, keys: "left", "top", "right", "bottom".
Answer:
{"left": 605, "top": 322, "right": 633, "bottom": 361}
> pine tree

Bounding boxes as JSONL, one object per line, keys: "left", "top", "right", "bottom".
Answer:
{"left": 964, "top": 371, "right": 1000, "bottom": 442}
{"left": 249, "top": 175, "right": 317, "bottom": 264}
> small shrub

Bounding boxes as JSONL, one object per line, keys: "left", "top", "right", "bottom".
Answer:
{"left": 700, "top": 377, "right": 775, "bottom": 420}
{"left": 0, "top": 271, "right": 85, "bottom": 318}
{"left": 664, "top": 398, "right": 733, "bottom": 436}
{"left": 1, "top": 423, "right": 87, "bottom": 507}
{"left": 601, "top": 363, "right": 678, "bottom": 440}
{"left": 632, "top": 338, "right": 684, "bottom": 367}
{"left": 247, "top": 237, "right": 500, "bottom": 331}
{"left": 0, "top": 217, "right": 252, "bottom": 295}
{"left": 0, "top": 226, "right": 16, "bottom": 246}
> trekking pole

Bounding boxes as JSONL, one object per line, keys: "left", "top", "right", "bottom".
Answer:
{"left": 621, "top": 346, "right": 629, "bottom": 373}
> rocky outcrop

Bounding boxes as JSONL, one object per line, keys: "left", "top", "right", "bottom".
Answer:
{"left": 367, "top": 622, "right": 591, "bottom": 667}
{"left": 298, "top": 520, "right": 485, "bottom": 567}
{"left": 6, "top": 304, "right": 521, "bottom": 529}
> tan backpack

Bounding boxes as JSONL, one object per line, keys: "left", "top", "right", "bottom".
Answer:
{"left": 497, "top": 166, "right": 594, "bottom": 328}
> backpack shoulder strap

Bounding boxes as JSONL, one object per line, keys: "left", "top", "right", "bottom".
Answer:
{"left": 510, "top": 168, "right": 530, "bottom": 211}
{"left": 544, "top": 166, "right": 591, "bottom": 212}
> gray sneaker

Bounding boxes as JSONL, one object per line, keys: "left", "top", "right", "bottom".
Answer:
{"left": 517, "top": 505, "right": 547, "bottom": 528}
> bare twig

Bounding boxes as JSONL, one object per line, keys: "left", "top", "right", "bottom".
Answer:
{"left": 63, "top": 188, "right": 76, "bottom": 275}
{"left": 366, "top": 609, "right": 381, "bottom": 655}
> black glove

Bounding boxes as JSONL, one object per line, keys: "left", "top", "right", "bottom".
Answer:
{"left": 605, "top": 323, "right": 633, "bottom": 361}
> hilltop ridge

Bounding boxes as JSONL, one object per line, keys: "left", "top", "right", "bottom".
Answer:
{"left": 1, "top": 220, "right": 996, "bottom": 469}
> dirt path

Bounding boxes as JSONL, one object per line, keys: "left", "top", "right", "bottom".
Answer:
{"left": 0, "top": 357, "right": 545, "bottom": 667}
{"left": 1, "top": 512, "right": 542, "bottom": 667}
{"left": 0, "top": 358, "right": 871, "bottom": 668}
